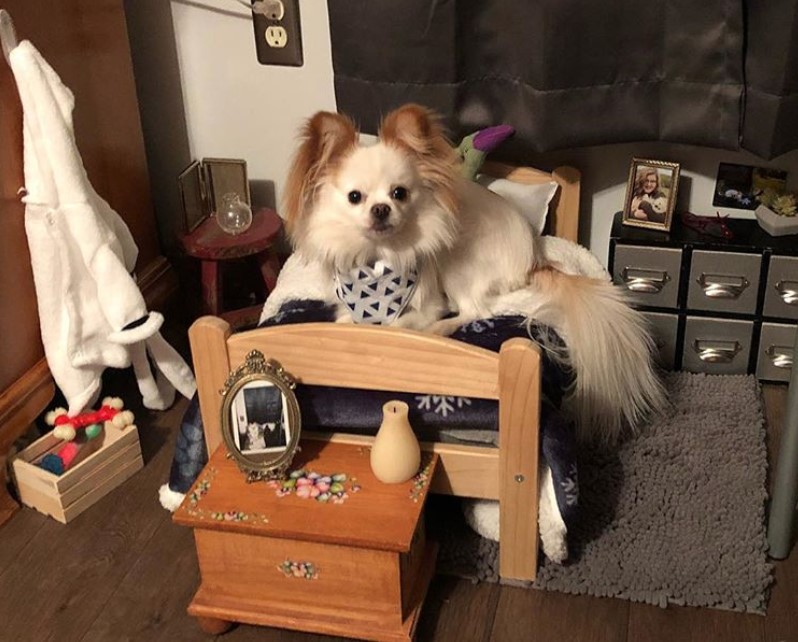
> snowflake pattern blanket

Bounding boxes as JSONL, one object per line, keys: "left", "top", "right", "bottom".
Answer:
{"left": 163, "top": 299, "right": 579, "bottom": 543}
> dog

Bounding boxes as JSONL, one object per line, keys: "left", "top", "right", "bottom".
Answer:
{"left": 282, "top": 103, "right": 664, "bottom": 442}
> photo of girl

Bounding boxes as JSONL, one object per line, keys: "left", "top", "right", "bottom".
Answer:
{"left": 622, "top": 159, "right": 680, "bottom": 231}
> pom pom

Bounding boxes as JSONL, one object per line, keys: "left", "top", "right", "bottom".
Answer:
{"left": 85, "top": 423, "right": 103, "bottom": 440}
{"left": 102, "top": 397, "right": 125, "bottom": 410}
{"left": 39, "top": 453, "right": 64, "bottom": 475}
{"left": 45, "top": 408, "right": 68, "bottom": 426}
{"left": 118, "top": 410, "right": 135, "bottom": 426}
{"left": 53, "top": 425, "right": 76, "bottom": 441}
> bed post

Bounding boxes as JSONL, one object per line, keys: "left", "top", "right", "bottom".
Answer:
{"left": 551, "top": 166, "right": 581, "bottom": 243}
{"left": 188, "top": 316, "right": 232, "bottom": 457}
{"left": 498, "top": 338, "right": 542, "bottom": 581}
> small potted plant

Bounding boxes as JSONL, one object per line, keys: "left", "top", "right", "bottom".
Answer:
{"left": 755, "top": 188, "right": 798, "bottom": 236}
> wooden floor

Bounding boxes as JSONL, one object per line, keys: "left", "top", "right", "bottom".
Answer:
{"left": 0, "top": 374, "right": 796, "bottom": 642}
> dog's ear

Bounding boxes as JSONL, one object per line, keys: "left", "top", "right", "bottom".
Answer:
{"left": 379, "top": 104, "right": 458, "bottom": 214}
{"left": 283, "top": 111, "right": 358, "bottom": 236}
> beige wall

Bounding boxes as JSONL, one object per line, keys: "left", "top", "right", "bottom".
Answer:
{"left": 135, "top": 1, "right": 798, "bottom": 266}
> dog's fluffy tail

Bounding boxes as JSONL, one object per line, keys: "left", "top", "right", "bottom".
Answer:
{"left": 511, "top": 268, "right": 666, "bottom": 442}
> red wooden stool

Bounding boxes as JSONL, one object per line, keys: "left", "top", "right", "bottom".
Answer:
{"left": 179, "top": 207, "right": 284, "bottom": 323}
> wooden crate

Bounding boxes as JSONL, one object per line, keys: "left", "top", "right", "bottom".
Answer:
{"left": 11, "top": 423, "right": 143, "bottom": 524}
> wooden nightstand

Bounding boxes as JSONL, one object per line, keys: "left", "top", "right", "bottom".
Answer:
{"left": 173, "top": 440, "right": 438, "bottom": 641}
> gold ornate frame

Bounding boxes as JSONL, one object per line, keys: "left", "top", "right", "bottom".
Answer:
{"left": 622, "top": 158, "right": 681, "bottom": 232}
{"left": 220, "top": 350, "right": 301, "bottom": 482}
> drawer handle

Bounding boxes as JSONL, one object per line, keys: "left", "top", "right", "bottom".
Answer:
{"left": 766, "top": 345, "right": 794, "bottom": 369}
{"left": 692, "top": 339, "right": 741, "bottom": 364}
{"left": 775, "top": 281, "right": 798, "bottom": 306}
{"left": 697, "top": 273, "right": 749, "bottom": 299}
{"left": 622, "top": 267, "right": 670, "bottom": 294}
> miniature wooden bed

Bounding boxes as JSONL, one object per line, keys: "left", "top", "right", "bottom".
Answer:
{"left": 189, "top": 161, "right": 581, "bottom": 582}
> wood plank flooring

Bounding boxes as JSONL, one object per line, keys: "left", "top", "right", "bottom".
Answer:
{"left": 0, "top": 376, "right": 796, "bottom": 642}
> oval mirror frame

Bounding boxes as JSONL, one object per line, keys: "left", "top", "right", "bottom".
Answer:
{"left": 220, "top": 350, "right": 301, "bottom": 482}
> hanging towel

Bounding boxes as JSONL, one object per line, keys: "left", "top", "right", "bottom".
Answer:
{"left": 8, "top": 40, "right": 195, "bottom": 413}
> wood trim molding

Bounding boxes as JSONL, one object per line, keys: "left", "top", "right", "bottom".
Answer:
{"left": 137, "top": 255, "right": 179, "bottom": 311}
{"left": 0, "top": 358, "right": 55, "bottom": 527}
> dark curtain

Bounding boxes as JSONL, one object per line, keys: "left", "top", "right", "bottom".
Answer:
{"left": 742, "top": 0, "right": 798, "bottom": 158}
{"left": 328, "top": 0, "right": 796, "bottom": 159}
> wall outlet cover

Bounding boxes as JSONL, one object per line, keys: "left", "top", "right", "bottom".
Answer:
{"left": 253, "top": 0, "right": 303, "bottom": 66}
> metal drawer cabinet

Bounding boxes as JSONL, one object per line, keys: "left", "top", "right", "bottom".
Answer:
{"left": 757, "top": 322, "right": 796, "bottom": 383}
{"left": 612, "top": 245, "right": 683, "bottom": 309}
{"left": 642, "top": 311, "right": 678, "bottom": 370}
{"left": 682, "top": 316, "right": 754, "bottom": 375}
{"left": 763, "top": 255, "right": 798, "bottom": 321}
{"left": 687, "top": 250, "right": 762, "bottom": 316}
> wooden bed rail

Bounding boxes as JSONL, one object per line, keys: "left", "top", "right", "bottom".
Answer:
{"left": 188, "top": 315, "right": 542, "bottom": 581}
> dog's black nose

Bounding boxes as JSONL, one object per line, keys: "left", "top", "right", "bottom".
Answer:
{"left": 371, "top": 203, "right": 391, "bottom": 222}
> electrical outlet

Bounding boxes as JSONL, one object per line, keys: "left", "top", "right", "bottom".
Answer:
{"left": 252, "top": 0, "right": 303, "bottom": 67}
{"left": 264, "top": 25, "right": 287, "bottom": 48}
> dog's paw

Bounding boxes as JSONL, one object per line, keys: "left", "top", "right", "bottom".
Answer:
{"left": 334, "top": 310, "right": 354, "bottom": 324}
{"left": 427, "top": 317, "right": 463, "bottom": 336}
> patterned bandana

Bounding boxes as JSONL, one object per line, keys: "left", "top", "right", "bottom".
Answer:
{"left": 335, "top": 260, "right": 418, "bottom": 325}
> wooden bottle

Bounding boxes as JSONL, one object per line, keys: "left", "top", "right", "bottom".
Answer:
{"left": 370, "top": 400, "right": 421, "bottom": 484}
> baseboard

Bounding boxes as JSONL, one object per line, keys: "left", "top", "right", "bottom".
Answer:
{"left": 137, "top": 255, "right": 179, "bottom": 311}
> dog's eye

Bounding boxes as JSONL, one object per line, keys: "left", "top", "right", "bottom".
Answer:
{"left": 391, "top": 186, "right": 408, "bottom": 202}
{"left": 347, "top": 190, "right": 362, "bottom": 204}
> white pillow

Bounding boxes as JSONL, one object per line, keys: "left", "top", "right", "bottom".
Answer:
{"left": 477, "top": 175, "right": 559, "bottom": 235}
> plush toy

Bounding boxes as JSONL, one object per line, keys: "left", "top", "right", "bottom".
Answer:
{"left": 39, "top": 397, "right": 136, "bottom": 475}
{"left": 455, "top": 124, "right": 515, "bottom": 180}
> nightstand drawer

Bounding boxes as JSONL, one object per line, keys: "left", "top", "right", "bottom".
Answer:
{"left": 756, "top": 322, "right": 795, "bottom": 382}
{"left": 687, "top": 250, "right": 762, "bottom": 315}
{"left": 612, "top": 245, "right": 682, "bottom": 309}
{"left": 682, "top": 317, "right": 753, "bottom": 375}
{"left": 763, "top": 255, "right": 798, "bottom": 321}
{"left": 642, "top": 311, "right": 678, "bottom": 370}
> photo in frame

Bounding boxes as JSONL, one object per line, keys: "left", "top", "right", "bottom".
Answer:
{"left": 232, "top": 380, "right": 290, "bottom": 456}
{"left": 712, "top": 162, "right": 788, "bottom": 210}
{"left": 177, "top": 161, "right": 209, "bottom": 234}
{"left": 622, "top": 158, "right": 681, "bottom": 232}
{"left": 204, "top": 157, "right": 251, "bottom": 215}
{"left": 220, "top": 350, "right": 301, "bottom": 482}
{"left": 177, "top": 157, "right": 252, "bottom": 235}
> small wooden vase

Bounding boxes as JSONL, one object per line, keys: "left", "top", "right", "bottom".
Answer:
{"left": 370, "top": 400, "right": 421, "bottom": 484}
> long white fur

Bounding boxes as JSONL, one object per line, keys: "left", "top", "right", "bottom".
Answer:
{"left": 286, "top": 106, "right": 665, "bottom": 441}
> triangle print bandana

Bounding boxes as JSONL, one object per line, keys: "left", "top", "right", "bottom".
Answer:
{"left": 335, "top": 260, "right": 418, "bottom": 325}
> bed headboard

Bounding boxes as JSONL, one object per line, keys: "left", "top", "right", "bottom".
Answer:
{"left": 482, "top": 161, "right": 581, "bottom": 243}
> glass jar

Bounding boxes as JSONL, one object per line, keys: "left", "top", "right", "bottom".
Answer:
{"left": 215, "top": 192, "right": 253, "bottom": 235}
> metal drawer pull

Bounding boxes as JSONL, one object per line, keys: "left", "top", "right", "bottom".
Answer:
{"left": 766, "top": 345, "right": 794, "bottom": 369}
{"left": 697, "top": 273, "right": 749, "bottom": 299}
{"left": 775, "top": 281, "right": 798, "bottom": 306}
{"left": 692, "top": 339, "right": 741, "bottom": 364}
{"left": 622, "top": 267, "right": 670, "bottom": 294}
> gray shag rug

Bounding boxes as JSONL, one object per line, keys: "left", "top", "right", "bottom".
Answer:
{"left": 432, "top": 372, "right": 774, "bottom": 614}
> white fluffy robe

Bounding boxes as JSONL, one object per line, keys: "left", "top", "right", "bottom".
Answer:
{"left": 8, "top": 41, "right": 196, "bottom": 413}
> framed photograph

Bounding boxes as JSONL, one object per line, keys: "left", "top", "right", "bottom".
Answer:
{"left": 177, "top": 161, "right": 209, "bottom": 234}
{"left": 712, "top": 162, "right": 787, "bottom": 210}
{"left": 622, "top": 159, "right": 681, "bottom": 232}
{"left": 221, "top": 351, "right": 301, "bottom": 482}
{"left": 204, "top": 157, "right": 251, "bottom": 215}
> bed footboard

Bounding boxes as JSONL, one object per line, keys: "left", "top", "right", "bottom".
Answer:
{"left": 188, "top": 316, "right": 541, "bottom": 581}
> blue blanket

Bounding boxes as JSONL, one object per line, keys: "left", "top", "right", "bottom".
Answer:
{"left": 167, "top": 300, "right": 579, "bottom": 527}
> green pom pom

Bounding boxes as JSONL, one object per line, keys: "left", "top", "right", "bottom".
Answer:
{"left": 85, "top": 423, "right": 103, "bottom": 440}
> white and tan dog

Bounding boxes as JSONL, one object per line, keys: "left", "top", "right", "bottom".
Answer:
{"left": 283, "top": 104, "right": 664, "bottom": 442}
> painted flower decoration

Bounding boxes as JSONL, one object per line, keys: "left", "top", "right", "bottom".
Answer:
{"left": 279, "top": 560, "right": 319, "bottom": 580}
{"left": 267, "top": 470, "right": 358, "bottom": 503}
